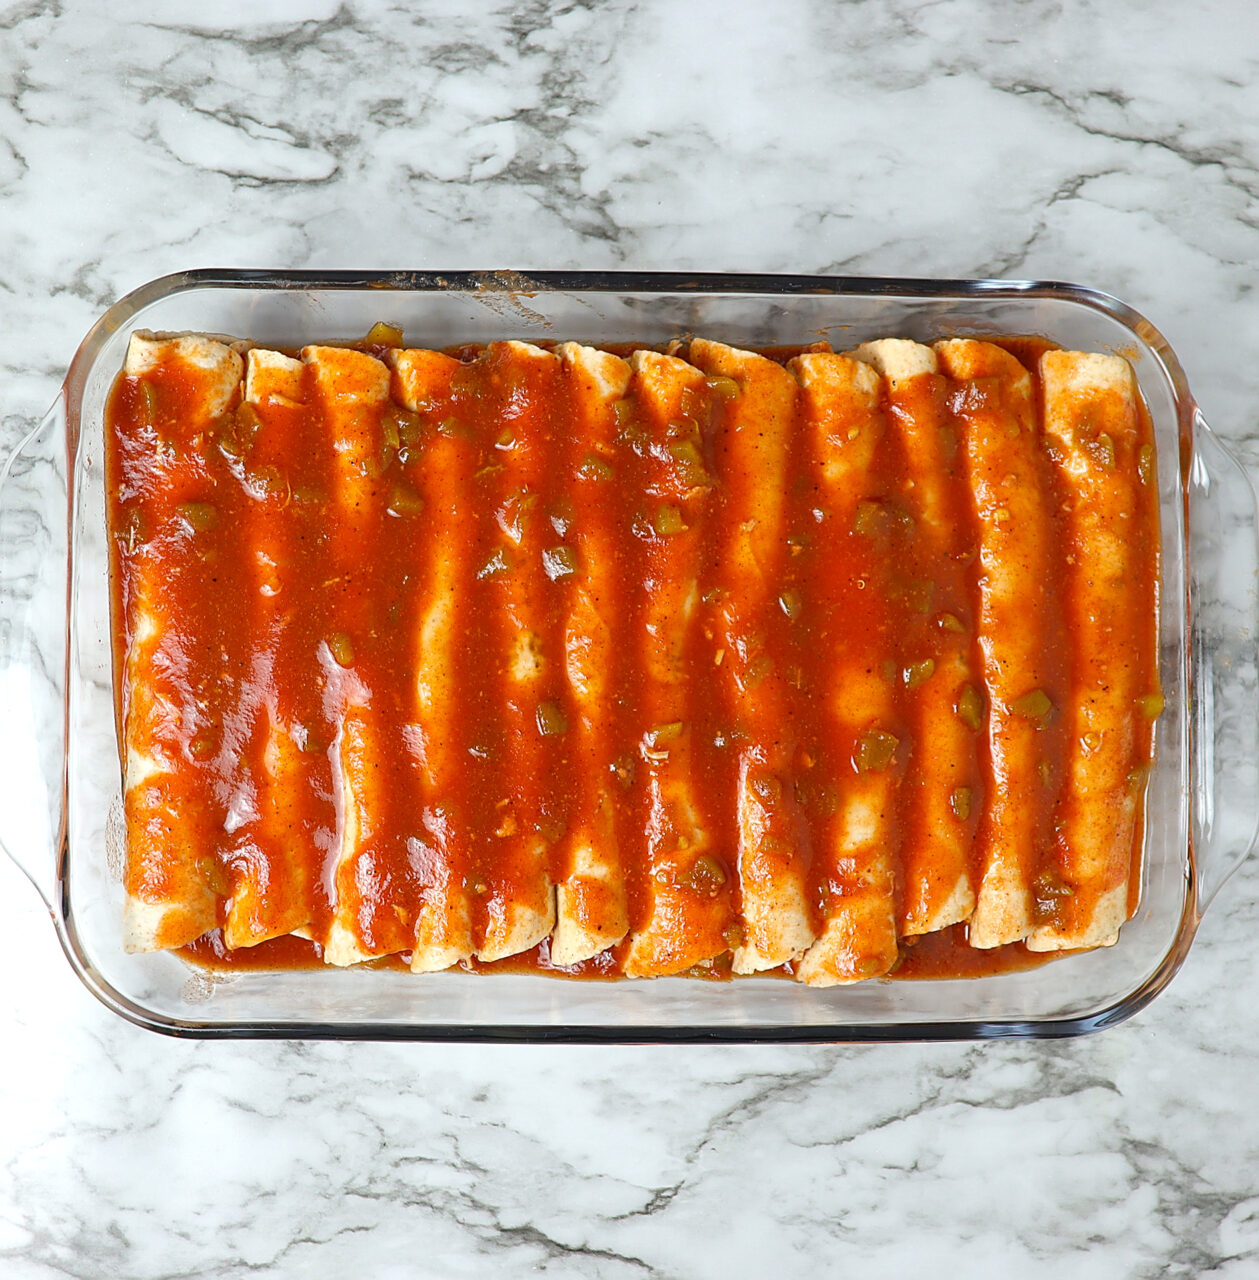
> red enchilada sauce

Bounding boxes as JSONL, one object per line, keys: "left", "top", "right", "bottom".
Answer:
{"left": 108, "top": 334, "right": 1160, "bottom": 981}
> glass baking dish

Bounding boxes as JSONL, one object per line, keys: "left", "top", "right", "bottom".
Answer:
{"left": 2, "top": 269, "right": 1255, "bottom": 1041}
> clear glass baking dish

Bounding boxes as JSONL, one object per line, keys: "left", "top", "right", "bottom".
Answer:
{"left": 2, "top": 269, "right": 1255, "bottom": 1041}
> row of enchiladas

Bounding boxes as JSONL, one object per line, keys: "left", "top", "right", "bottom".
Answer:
{"left": 108, "top": 329, "right": 1160, "bottom": 985}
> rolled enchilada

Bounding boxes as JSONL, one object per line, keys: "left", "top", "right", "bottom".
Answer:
{"left": 219, "top": 348, "right": 327, "bottom": 949}
{"left": 463, "top": 342, "right": 561, "bottom": 962}
{"left": 850, "top": 339, "right": 980, "bottom": 937}
{"left": 620, "top": 350, "right": 733, "bottom": 977}
{"left": 388, "top": 347, "right": 479, "bottom": 972}
{"left": 117, "top": 334, "right": 245, "bottom": 952}
{"left": 689, "top": 339, "right": 815, "bottom": 975}
{"left": 303, "top": 344, "right": 423, "bottom": 967}
{"left": 934, "top": 339, "right": 1069, "bottom": 949}
{"left": 1027, "top": 351, "right": 1158, "bottom": 951}
{"left": 788, "top": 352, "right": 901, "bottom": 986}
{"left": 549, "top": 342, "right": 633, "bottom": 966}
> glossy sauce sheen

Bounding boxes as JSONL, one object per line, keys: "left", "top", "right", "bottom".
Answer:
{"left": 108, "top": 335, "right": 1160, "bottom": 981}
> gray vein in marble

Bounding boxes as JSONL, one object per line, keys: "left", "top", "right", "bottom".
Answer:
{"left": 0, "top": 0, "right": 62, "bottom": 33}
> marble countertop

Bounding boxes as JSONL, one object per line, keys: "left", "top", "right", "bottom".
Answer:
{"left": 3, "top": 1, "right": 1259, "bottom": 1275}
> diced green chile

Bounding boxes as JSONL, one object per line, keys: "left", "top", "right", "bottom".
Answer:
{"left": 177, "top": 502, "right": 218, "bottom": 533}
{"left": 536, "top": 701, "right": 568, "bottom": 736}
{"left": 235, "top": 402, "right": 262, "bottom": 443}
{"left": 365, "top": 321, "right": 404, "bottom": 347}
{"left": 549, "top": 499, "right": 575, "bottom": 537}
{"left": 653, "top": 504, "right": 687, "bottom": 535}
{"left": 1013, "top": 689, "right": 1053, "bottom": 719}
{"left": 853, "top": 500, "right": 884, "bottom": 536}
{"left": 903, "top": 658, "right": 935, "bottom": 690}
{"left": 395, "top": 410, "right": 424, "bottom": 447}
{"left": 387, "top": 484, "right": 425, "bottom": 518}
{"left": 955, "top": 685, "right": 984, "bottom": 731}
{"left": 646, "top": 721, "right": 685, "bottom": 747}
{"left": 543, "top": 545, "right": 578, "bottom": 580}
{"left": 578, "top": 453, "right": 613, "bottom": 481}
{"left": 684, "top": 854, "right": 727, "bottom": 896}
{"left": 249, "top": 464, "right": 287, "bottom": 497}
{"left": 477, "top": 548, "right": 513, "bottom": 579}
{"left": 855, "top": 730, "right": 899, "bottom": 773}
{"left": 1139, "top": 692, "right": 1165, "bottom": 719}
{"left": 668, "top": 439, "right": 713, "bottom": 486}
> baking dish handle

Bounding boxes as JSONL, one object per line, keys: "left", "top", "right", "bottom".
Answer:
{"left": 0, "top": 395, "right": 68, "bottom": 911}
{"left": 1188, "top": 411, "right": 1259, "bottom": 910}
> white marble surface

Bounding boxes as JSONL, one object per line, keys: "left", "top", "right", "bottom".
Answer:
{"left": 3, "top": 1, "right": 1259, "bottom": 1275}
